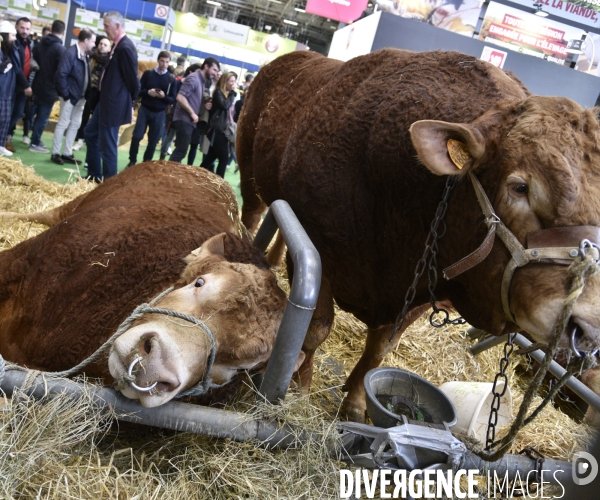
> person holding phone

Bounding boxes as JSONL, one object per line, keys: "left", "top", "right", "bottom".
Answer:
{"left": 127, "top": 50, "right": 176, "bottom": 166}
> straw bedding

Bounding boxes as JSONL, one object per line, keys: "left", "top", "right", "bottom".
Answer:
{"left": 0, "top": 157, "right": 596, "bottom": 498}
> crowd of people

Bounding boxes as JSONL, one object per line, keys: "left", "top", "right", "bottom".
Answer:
{"left": 0, "top": 12, "right": 255, "bottom": 182}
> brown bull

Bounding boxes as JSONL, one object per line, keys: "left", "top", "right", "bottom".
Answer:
{"left": 0, "top": 162, "right": 288, "bottom": 407}
{"left": 237, "top": 49, "right": 600, "bottom": 422}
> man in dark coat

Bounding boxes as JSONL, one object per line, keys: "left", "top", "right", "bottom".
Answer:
{"left": 52, "top": 28, "right": 94, "bottom": 165}
{"left": 29, "top": 20, "right": 65, "bottom": 153}
{"left": 6, "top": 17, "right": 34, "bottom": 151}
{"left": 84, "top": 11, "right": 139, "bottom": 182}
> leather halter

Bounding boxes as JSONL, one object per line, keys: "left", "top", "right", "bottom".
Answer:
{"left": 443, "top": 172, "right": 600, "bottom": 325}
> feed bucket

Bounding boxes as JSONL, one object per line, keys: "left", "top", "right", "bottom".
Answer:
{"left": 439, "top": 381, "right": 512, "bottom": 444}
{"left": 364, "top": 367, "right": 457, "bottom": 429}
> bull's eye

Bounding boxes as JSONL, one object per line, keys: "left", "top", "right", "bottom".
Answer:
{"left": 195, "top": 278, "right": 205, "bottom": 288}
{"left": 512, "top": 183, "right": 528, "bottom": 194}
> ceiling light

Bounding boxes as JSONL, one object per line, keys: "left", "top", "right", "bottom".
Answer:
{"left": 206, "top": 0, "right": 221, "bottom": 5}
{"left": 271, "top": 0, "right": 282, "bottom": 3}
{"left": 533, "top": 2, "right": 549, "bottom": 16}
{"left": 330, "top": 25, "right": 336, "bottom": 29}
{"left": 283, "top": 19, "right": 298, "bottom": 26}
{"left": 295, "top": 7, "right": 306, "bottom": 12}
{"left": 265, "top": 25, "right": 272, "bottom": 31}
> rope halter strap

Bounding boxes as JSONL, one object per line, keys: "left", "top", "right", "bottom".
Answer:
{"left": 111, "top": 287, "right": 221, "bottom": 398}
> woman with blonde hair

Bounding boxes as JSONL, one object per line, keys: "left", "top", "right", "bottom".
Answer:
{"left": 200, "top": 71, "right": 237, "bottom": 178}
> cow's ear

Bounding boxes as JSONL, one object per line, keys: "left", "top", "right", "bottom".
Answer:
{"left": 409, "top": 120, "right": 486, "bottom": 176}
{"left": 190, "top": 233, "right": 227, "bottom": 260}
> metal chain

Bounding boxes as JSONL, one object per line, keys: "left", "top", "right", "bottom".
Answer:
{"left": 485, "top": 332, "right": 516, "bottom": 451}
{"left": 389, "top": 175, "right": 464, "bottom": 342}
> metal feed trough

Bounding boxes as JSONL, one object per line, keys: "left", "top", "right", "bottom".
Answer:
{"left": 0, "top": 201, "right": 583, "bottom": 488}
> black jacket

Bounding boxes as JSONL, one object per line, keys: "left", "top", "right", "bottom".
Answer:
{"left": 208, "top": 88, "right": 236, "bottom": 133}
{"left": 56, "top": 45, "right": 91, "bottom": 105}
{"left": 13, "top": 35, "right": 34, "bottom": 93}
{"left": 32, "top": 34, "right": 65, "bottom": 104}
{"left": 98, "top": 35, "right": 140, "bottom": 127}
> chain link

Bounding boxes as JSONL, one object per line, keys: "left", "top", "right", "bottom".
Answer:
{"left": 485, "top": 332, "right": 516, "bottom": 451}
{"left": 390, "top": 175, "right": 465, "bottom": 342}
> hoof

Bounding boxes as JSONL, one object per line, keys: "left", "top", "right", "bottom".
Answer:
{"left": 341, "top": 398, "right": 367, "bottom": 423}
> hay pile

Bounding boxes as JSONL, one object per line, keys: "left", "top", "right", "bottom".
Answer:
{"left": 0, "top": 157, "right": 596, "bottom": 498}
{"left": 0, "top": 157, "right": 93, "bottom": 251}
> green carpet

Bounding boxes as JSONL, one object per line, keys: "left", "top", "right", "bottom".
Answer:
{"left": 7, "top": 129, "right": 242, "bottom": 205}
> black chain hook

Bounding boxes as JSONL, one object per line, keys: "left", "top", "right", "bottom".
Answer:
{"left": 390, "top": 175, "right": 465, "bottom": 342}
{"left": 485, "top": 332, "right": 516, "bottom": 451}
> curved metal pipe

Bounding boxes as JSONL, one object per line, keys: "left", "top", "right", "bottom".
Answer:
{"left": 469, "top": 328, "right": 600, "bottom": 413}
{"left": 0, "top": 369, "right": 302, "bottom": 448}
{"left": 253, "top": 200, "right": 322, "bottom": 403}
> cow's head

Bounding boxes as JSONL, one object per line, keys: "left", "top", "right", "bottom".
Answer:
{"left": 410, "top": 96, "right": 600, "bottom": 353}
{"left": 108, "top": 233, "right": 291, "bottom": 407}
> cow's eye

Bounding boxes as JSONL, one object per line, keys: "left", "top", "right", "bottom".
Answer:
{"left": 195, "top": 278, "right": 205, "bottom": 288}
{"left": 512, "top": 183, "right": 528, "bottom": 194}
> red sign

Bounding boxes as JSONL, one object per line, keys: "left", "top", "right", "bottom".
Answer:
{"left": 306, "top": 0, "right": 369, "bottom": 24}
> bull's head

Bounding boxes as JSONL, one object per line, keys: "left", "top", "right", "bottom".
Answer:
{"left": 108, "top": 233, "right": 289, "bottom": 407}
{"left": 410, "top": 96, "right": 600, "bottom": 354}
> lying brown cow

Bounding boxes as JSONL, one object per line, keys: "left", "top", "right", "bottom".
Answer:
{"left": 0, "top": 162, "right": 288, "bottom": 407}
{"left": 238, "top": 49, "right": 600, "bottom": 422}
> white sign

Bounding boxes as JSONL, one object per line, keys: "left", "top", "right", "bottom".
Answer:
{"left": 37, "top": 6, "right": 59, "bottom": 20}
{"left": 481, "top": 46, "right": 508, "bottom": 67}
{"left": 509, "top": 0, "right": 600, "bottom": 29}
{"left": 125, "top": 20, "right": 144, "bottom": 39}
{"left": 328, "top": 10, "right": 381, "bottom": 61}
{"left": 75, "top": 9, "right": 101, "bottom": 28}
{"left": 206, "top": 16, "right": 250, "bottom": 45}
{"left": 154, "top": 4, "right": 169, "bottom": 19}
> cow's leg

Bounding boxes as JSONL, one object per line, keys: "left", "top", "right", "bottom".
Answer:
{"left": 341, "top": 303, "right": 433, "bottom": 423}
{"left": 239, "top": 171, "right": 267, "bottom": 234}
{"left": 266, "top": 231, "right": 286, "bottom": 269}
{"left": 292, "top": 274, "right": 335, "bottom": 393}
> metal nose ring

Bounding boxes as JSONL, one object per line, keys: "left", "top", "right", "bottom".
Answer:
{"left": 127, "top": 355, "right": 158, "bottom": 392}
{"left": 570, "top": 327, "right": 599, "bottom": 358}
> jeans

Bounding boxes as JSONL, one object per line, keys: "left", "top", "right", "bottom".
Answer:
{"left": 30, "top": 101, "right": 55, "bottom": 147}
{"left": 129, "top": 106, "right": 165, "bottom": 164}
{"left": 9, "top": 92, "right": 28, "bottom": 136}
{"left": 84, "top": 107, "right": 119, "bottom": 181}
{"left": 169, "top": 120, "right": 195, "bottom": 163}
{"left": 160, "top": 125, "right": 175, "bottom": 158}
{"left": 201, "top": 130, "right": 229, "bottom": 178}
{"left": 53, "top": 97, "right": 86, "bottom": 156}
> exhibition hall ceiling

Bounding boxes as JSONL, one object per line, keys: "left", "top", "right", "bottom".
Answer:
{"left": 170, "top": 0, "right": 374, "bottom": 53}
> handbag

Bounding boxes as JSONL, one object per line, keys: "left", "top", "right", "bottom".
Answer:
{"left": 225, "top": 121, "right": 237, "bottom": 143}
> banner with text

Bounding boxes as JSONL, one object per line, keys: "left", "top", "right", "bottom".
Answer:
{"left": 509, "top": 0, "right": 600, "bottom": 29}
{"left": 479, "top": 2, "right": 585, "bottom": 63}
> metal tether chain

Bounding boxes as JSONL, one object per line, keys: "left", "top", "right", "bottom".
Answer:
{"left": 485, "top": 332, "right": 516, "bottom": 450}
{"left": 390, "top": 175, "right": 465, "bottom": 343}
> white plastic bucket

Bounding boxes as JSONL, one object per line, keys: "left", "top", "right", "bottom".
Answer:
{"left": 439, "top": 381, "right": 512, "bottom": 444}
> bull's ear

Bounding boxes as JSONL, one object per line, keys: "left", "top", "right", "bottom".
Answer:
{"left": 190, "top": 233, "right": 227, "bottom": 259}
{"left": 409, "top": 120, "right": 486, "bottom": 176}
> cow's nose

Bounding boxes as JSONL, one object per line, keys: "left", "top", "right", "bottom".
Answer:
{"left": 137, "top": 332, "right": 157, "bottom": 356}
{"left": 566, "top": 316, "right": 600, "bottom": 357}
{"left": 127, "top": 334, "right": 181, "bottom": 392}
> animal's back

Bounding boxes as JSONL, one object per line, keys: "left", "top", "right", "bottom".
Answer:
{"left": 238, "top": 49, "right": 529, "bottom": 324}
{"left": 0, "top": 163, "right": 256, "bottom": 373}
